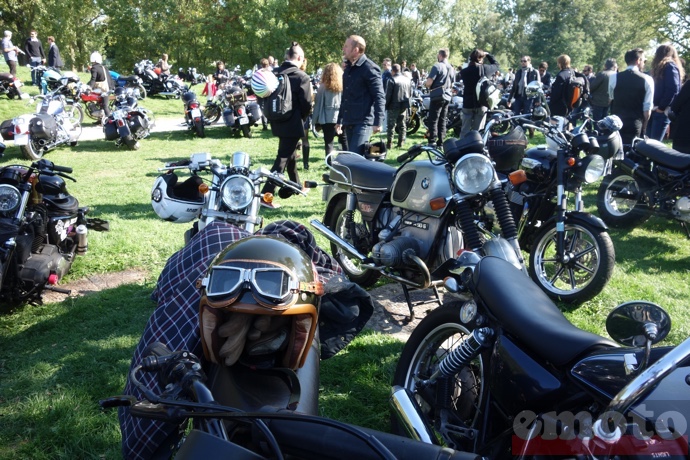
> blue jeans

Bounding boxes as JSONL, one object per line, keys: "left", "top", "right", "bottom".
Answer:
{"left": 345, "top": 124, "right": 373, "bottom": 155}
{"left": 29, "top": 59, "right": 42, "bottom": 86}
{"left": 646, "top": 110, "right": 670, "bottom": 142}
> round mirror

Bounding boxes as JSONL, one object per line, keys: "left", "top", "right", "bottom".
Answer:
{"left": 605, "top": 301, "right": 671, "bottom": 347}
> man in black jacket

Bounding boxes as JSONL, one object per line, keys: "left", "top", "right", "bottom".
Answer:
{"left": 611, "top": 48, "right": 654, "bottom": 144}
{"left": 424, "top": 48, "right": 455, "bottom": 146}
{"left": 385, "top": 64, "right": 411, "bottom": 148}
{"left": 260, "top": 42, "right": 312, "bottom": 209}
{"left": 47, "top": 36, "right": 63, "bottom": 70}
{"left": 24, "top": 30, "right": 45, "bottom": 86}
{"left": 459, "top": 49, "right": 500, "bottom": 138}
{"left": 509, "top": 55, "right": 539, "bottom": 115}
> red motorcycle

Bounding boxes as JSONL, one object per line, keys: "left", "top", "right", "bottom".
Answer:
{"left": 73, "top": 82, "right": 111, "bottom": 123}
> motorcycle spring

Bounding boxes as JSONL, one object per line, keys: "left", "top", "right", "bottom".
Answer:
{"left": 438, "top": 327, "right": 493, "bottom": 378}
{"left": 456, "top": 201, "right": 482, "bottom": 251}
{"left": 490, "top": 187, "right": 518, "bottom": 240}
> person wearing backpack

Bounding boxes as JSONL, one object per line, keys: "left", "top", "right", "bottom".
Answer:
{"left": 260, "top": 41, "right": 312, "bottom": 209}
{"left": 550, "top": 54, "right": 581, "bottom": 117}
{"left": 459, "top": 49, "right": 500, "bottom": 139}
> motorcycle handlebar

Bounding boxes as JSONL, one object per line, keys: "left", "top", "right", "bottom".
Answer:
{"left": 396, "top": 144, "right": 424, "bottom": 163}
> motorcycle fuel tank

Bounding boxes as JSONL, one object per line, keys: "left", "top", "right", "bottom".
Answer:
{"left": 390, "top": 160, "right": 452, "bottom": 217}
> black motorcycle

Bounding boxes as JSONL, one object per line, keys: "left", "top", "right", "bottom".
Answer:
{"left": 220, "top": 80, "right": 262, "bottom": 138}
{"left": 0, "top": 72, "right": 25, "bottom": 99}
{"left": 392, "top": 251, "right": 689, "bottom": 458}
{"left": 0, "top": 152, "right": 109, "bottom": 305}
{"left": 177, "top": 66, "right": 206, "bottom": 86}
{"left": 597, "top": 137, "right": 690, "bottom": 235}
{"left": 182, "top": 91, "right": 205, "bottom": 138}
{"left": 133, "top": 59, "right": 188, "bottom": 99}
{"left": 103, "top": 87, "right": 154, "bottom": 150}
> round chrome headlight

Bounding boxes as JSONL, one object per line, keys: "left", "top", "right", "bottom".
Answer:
{"left": 452, "top": 153, "right": 495, "bottom": 195}
{"left": 0, "top": 184, "right": 21, "bottom": 212}
{"left": 578, "top": 155, "right": 606, "bottom": 183}
{"left": 220, "top": 175, "right": 254, "bottom": 211}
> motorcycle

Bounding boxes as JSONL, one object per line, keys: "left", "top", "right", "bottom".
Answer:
{"left": 0, "top": 88, "right": 82, "bottom": 161}
{"left": 108, "top": 70, "right": 147, "bottom": 99}
{"left": 0, "top": 72, "right": 25, "bottom": 99}
{"left": 489, "top": 112, "right": 616, "bottom": 303}
{"left": 151, "top": 151, "right": 311, "bottom": 243}
{"left": 0, "top": 152, "right": 109, "bottom": 305}
{"left": 177, "top": 66, "right": 206, "bottom": 86}
{"left": 103, "top": 87, "right": 154, "bottom": 150}
{"left": 404, "top": 88, "right": 426, "bottom": 136}
{"left": 133, "top": 59, "right": 188, "bottom": 99}
{"left": 220, "top": 80, "right": 262, "bottom": 138}
{"left": 391, "top": 251, "right": 689, "bottom": 458}
{"left": 596, "top": 137, "right": 690, "bottom": 235}
{"left": 181, "top": 91, "right": 206, "bottom": 138}
{"left": 311, "top": 141, "right": 525, "bottom": 320}
{"left": 73, "top": 82, "right": 111, "bottom": 123}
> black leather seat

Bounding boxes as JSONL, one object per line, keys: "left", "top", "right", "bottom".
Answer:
{"left": 636, "top": 139, "right": 690, "bottom": 170}
{"left": 329, "top": 153, "right": 396, "bottom": 190}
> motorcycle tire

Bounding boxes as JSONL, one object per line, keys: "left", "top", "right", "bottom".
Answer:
{"left": 194, "top": 119, "right": 205, "bottom": 138}
{"left": 137, "top": 84, "right": 147, "bottom": 99}
{"left": 7, "top": 89, "right": 15, "bottom": 100}
{"left": 203, "top": 105, "right": 221, "bottom": 124}
{"left": 325, "top": 197, "right": 381, "bottom": 287}
{"left": 596, "top": 172, "right": 652, "bottom": 229}
{"left": 124, "top": 135, "right": 140, "bottom": 150}
{"left": 20, "top": 138, "right": 45, "bottom": 161}
{"left": 67, "top": 103, "right": 85, "bottom": 125}
{"left": 391, "top": 301, "right": 484, "bottom": 450}
{"left": 406, "top": 113, "right": 421, "bottom": 136}
{"left": 529, "top": 220, "right": 615, "bottom": 304}
{"left": 242, "top": 125, "right": 252, "bottom": 138}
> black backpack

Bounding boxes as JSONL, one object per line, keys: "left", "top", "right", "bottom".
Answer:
{"left": 264, "top": 68, "right": 295, "bottom": 122}
{"left": 564, "top": 70, "right": 589, "bottom": 110}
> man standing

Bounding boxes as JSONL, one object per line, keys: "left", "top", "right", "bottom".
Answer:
{"left": 47, "top": 36, "right": 63, "bottom": 70}
{"left": 509, "top": 55, "right": 539, "bottom": 115}
{"left": 337, "top": 35, "right": 385, "bottom": 156}
{"left": 611, "top": 49, "right": 654, "bottom": 144}
{"left": 424, "top": 48, "right": 455, "bottom": 146}
{"left": 24, "top": 30, "right": 46, "bottom": 86}
{"left": 459, "top": 49, "right": 500, "bottom": 139}
{"left": 381, "top": 58, "right": 393, "bottom": 90}
{"left": 2, "top": 31, "right": 22, "bottom": 76}
{"left": 410, "top": 63, "right": 421, "bottom": 89}
{"left": 385, "top": 64, "right": 411, "bottom": 149}
{"left": 260, "top": 41, "right": 312, "bottom": 209}
{"left": 590, "top": 58, "right": 617, "bottom": 121}
{"left": 538, "top": 61, "right": 552, "bottom": 90}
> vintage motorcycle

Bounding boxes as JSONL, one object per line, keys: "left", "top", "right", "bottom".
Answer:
{"left": 0, "top": 89, "right": 81, "bottom": 161}
{"left": 221, "top": 80, "right": 262, "bottom": 138}
{"left": 311, "top": 141, "right": 525, "bottom": 320}
{"left": 181, "top": 91, "right": 206, "bottom": 138}
{"left": 72, "top": 82, "right": 111, "bottom": 123}
{"left": 597, "top": 137, "right": 690, "bottom": 235}
{"left": 0, "top": 152, "right": 109, "bottom": 305}
{"left": 133, "top": 59, "right": 188, "bottom": 98}
{"left": 0, "top": 72, "right": 25, "bottom": 99}
{"left": 151, "top": 151, "right": 311, "bottom": 243}
{"left": 103, "top": 87, "right": 154, "bottom": 150}
{"left": 391, "top": 251, "right": 689, "bottom": 458}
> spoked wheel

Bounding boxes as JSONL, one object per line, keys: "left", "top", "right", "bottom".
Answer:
{"left": 392, "top": 301, "right": 484, "bottom": 451}
{"left": 203, "top": 105, "right": 221, "bottom": 124}
{"left": 66, "top": 103, "right": 84, "bottom": 124}
{"left": 406, "top": 113, "right": 421, "bottom": 135}
{"left": 529, "top": 220, "right": 615, "bottom": 304}
{"left": 596, "top": 172, "right": 652, "bottom": 229}
{"left": 20, "top": 138, "right": 45, "bottom": 161}
{"left": 326, "top": 197, "right": 380, "bottom": 287}
{"left": 136, "top": 84, "right": 147, "bottom": 99}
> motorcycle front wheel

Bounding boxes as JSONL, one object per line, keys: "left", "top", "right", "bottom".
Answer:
{"left": 136, "top": 84, "right": 147, "bottom": 99}
{"left": 194, "top": 119, "right": 206, "bottom": 138}
{"left": 326, "top": 197, "right": 381, "bottom": 287}
{"left": 66, "top": 103, "right": 84, "bottom": 125}
{"left": 203, "top": 104, "right": 221, "bottom": 124}
{"left": 20, "top": 138, "right": 45, "bottom": 161}
{"left": 596, "top": 172, "right": 652, "bottom": 229}
{"left": 529, "top": 220, "right": 615, "bottom": 304}
{"left": 392, "top": 301, "right": 484, "bottom": 450}
{"left": 406, "top": 113, "right": 421, "bottom": 135}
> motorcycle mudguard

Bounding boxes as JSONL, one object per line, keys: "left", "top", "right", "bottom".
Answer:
{"left": 103, "top": 120, "right": 119, "bottom": 140}
{"left": 560, "top": 211, "right": 608, "bottom": 232}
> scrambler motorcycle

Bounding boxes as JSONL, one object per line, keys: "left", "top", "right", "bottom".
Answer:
{"left": 311, "top": 140, "right": 525, "bottom": 319}
{"left": 391, "top": 251, "right": 689, "bottom": 458}
{"left": 0, "top": 151, "right": 109, "bottom": 305}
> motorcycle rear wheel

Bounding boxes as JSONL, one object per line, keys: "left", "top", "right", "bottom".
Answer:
{"left": 242, "top": 125, "right": 252, "bottom": 138}
{"left": 392, "top": 301, "right": 484, "bottom": 450}
{"left": 137, "top": 84, "right": 147, "bottom": 99}
{"left": 20, "top": 138, "right": 45, "bottom": 160}
{"left": 406, "top": 113, "right": 421, "bottom": 135}
{"left": 203, "top": 104, "right": 221, "bottom": 124}
{"left": 596, "top": 172, "right": 651, "bottom": 229}
{"left": 529, "top": 220, "right": 615, "bottom": 304}
{"left": 326, "top": 197, "right": 380, "bottom": 287}
{"left": 194, "top": 119, "right": 206, "bottom": 138}
{"left": 124, "top": 135, "right": 140, "bottom": 150}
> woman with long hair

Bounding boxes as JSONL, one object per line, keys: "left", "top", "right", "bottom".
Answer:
{"left": 647, "top": 44, "right": 684, "bottom": 141}
{"left": 312, "top": 62, "right": 347, "bottom": 159}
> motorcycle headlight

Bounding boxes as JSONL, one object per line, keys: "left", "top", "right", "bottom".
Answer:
{"left": 452, "top": 153, "right": 495, "bottom": 195}
{"left": 0, "top": 184, "right": 21, "bottom": 212}
{"left": 575, "top": 155, "right": 606, "bottom": 183}
{"left": 220, "top": 175, "right": 254, "bottom": 211}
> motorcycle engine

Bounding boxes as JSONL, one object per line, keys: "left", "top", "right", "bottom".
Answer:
{"left": 672, "top": 196, "right": 690, "bottom": 223}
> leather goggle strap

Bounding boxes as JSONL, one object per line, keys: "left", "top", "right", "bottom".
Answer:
{"left": 300, "top": 281, "right": 324, "bottom": 296}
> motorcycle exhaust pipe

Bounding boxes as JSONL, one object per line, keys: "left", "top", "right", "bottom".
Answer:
{"left": 617, "top": 156, "right": 656, "bottom": 184}
{"left": 309, "top": 219, "right": 367, "bottom": 262}
{"left": 389, "top": 385, "right": 436, "bottom": 444}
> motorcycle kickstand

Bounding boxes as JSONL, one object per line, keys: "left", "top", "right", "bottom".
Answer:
{"left": 400, "top": 283, "right": 443, "bottom": 323}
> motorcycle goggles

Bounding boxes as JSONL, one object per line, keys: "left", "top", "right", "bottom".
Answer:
{"left": 200, "top": 260, "right": 324, "bottom": 310}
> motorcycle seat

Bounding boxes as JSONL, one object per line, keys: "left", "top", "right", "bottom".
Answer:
{"left": 43, "top": 195, "right": 80, "bottom": 214}
{"left": 119, "top": 76, "right": 140, "bottom": 83}
{"left": 329, "top": 152, "right": 396, "bottom": 190}
{"left": 635, "top": 139, "right": 690, "bottom": 170}
{"left": 472, "top": 256, "right": 617, "bottom": 366}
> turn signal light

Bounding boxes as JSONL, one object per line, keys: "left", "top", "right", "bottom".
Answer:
{"left": 567, "top": 157, "right": 576, "bottom": 167}
{"left": 47, "top": 273, "right": 59, "bottom": 285}
{"left": 509, "top": 170, "right": 527, "bottom": 185}
{"left": 262, "top": 193, "right": 274, "bottom": 203}
{"left": 198, "top": 183, "right": 209, "bottom": 194}
{"left": 429, "top": 197, "right": 447, "bottom": 211}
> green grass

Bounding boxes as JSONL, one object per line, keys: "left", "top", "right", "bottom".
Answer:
{"left": 0, "top": 65, "right": 689, "bottom": 458}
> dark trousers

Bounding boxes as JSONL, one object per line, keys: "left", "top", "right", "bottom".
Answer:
{"left": 386, "top": 108, "right": 406, "bottom": 145}
{"left": 5, "top": 60, "right": 17, "bottom": 77}
{"left": 592, "top": 104, "right": 609, "bottom": 122}
{"left": 262, "top": 136, "right": 301, "bottom": 195}
{"left": 426, "top": 98, "right": 449, "bottom": 145}
{"left": 619, "top": 117, "right": 643, "bottom": 145}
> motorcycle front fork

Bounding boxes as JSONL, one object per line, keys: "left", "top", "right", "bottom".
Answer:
{"left": 344, "top": 192, "right": 358, "bottom": 243}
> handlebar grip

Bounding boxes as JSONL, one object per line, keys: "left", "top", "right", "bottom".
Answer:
{"left": 52, "top": 164, "right": 73, "bottom": 174}
{"left": 397, "top": 144, "right": 423, "bottom": 163}
{"left": 303, "top": 181, "right": 318, "bottom": 189}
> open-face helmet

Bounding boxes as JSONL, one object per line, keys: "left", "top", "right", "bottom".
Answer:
{"left": 151, "top": 173, "right": 205, "bottom": 222}
{"left": 199, "top": 236, "right": 323, "bottom": 370}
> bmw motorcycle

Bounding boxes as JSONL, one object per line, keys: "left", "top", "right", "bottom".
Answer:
{"left": 0, "top": 152, "right": 109, "bottom": 305}
{"left": 103, "top": 87, "right": 154, "bottom": 150}
{"left": 151, "top": 151, "right": 311, "bottom": 243}
{"left": 0, "top": 72, "right": 25, "bottom": 99}
{"left": 391, "top": 251, "right": 689, "bottom": 458}
{"left": 597, "top": 137, "right": 690, "bottom": 235}
{"left": 0, "top": 88, "right": 81, "bottom": 161}
{"left": 311, "top": 140, "right": 525, "bottom": 320}
{"left": 181, "top": 91, "right": 206, "bottom": 138}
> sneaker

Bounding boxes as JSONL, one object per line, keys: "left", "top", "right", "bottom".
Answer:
{"left": 260, "top": 199, "right": 281, "bottom": 209}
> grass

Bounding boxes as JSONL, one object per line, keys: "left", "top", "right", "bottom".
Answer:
{"left": 0, "top": 65, "right": 689, "bottom": 458}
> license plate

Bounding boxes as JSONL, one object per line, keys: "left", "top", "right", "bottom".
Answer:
{"left": 14, "top": 133, "right": 28, "bottom": 145}
{"left": 113, "top": 111, "right": 123, "bottom": 120}
{"left": 239, "top": 116, "right": 249, "bottom": 125}
{"left": 191, "top": 108, "right": 201, "bottom": 118}
{"left": 14, "top": 81, "right": 22, "bottom": 88}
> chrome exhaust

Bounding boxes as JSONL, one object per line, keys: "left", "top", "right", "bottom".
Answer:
{"left": 389, "top": 385, "right": 436, "bottom": 444}
{"left": 309, "top": 219, "right": 367, "bottom": 262}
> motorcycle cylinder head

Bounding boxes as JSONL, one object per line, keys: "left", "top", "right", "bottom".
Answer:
{"left": 372, "top": 237, "right": 421, "bottom": 268}
{"left": 672, "top": 197, "right": 690, "bottom": 223}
